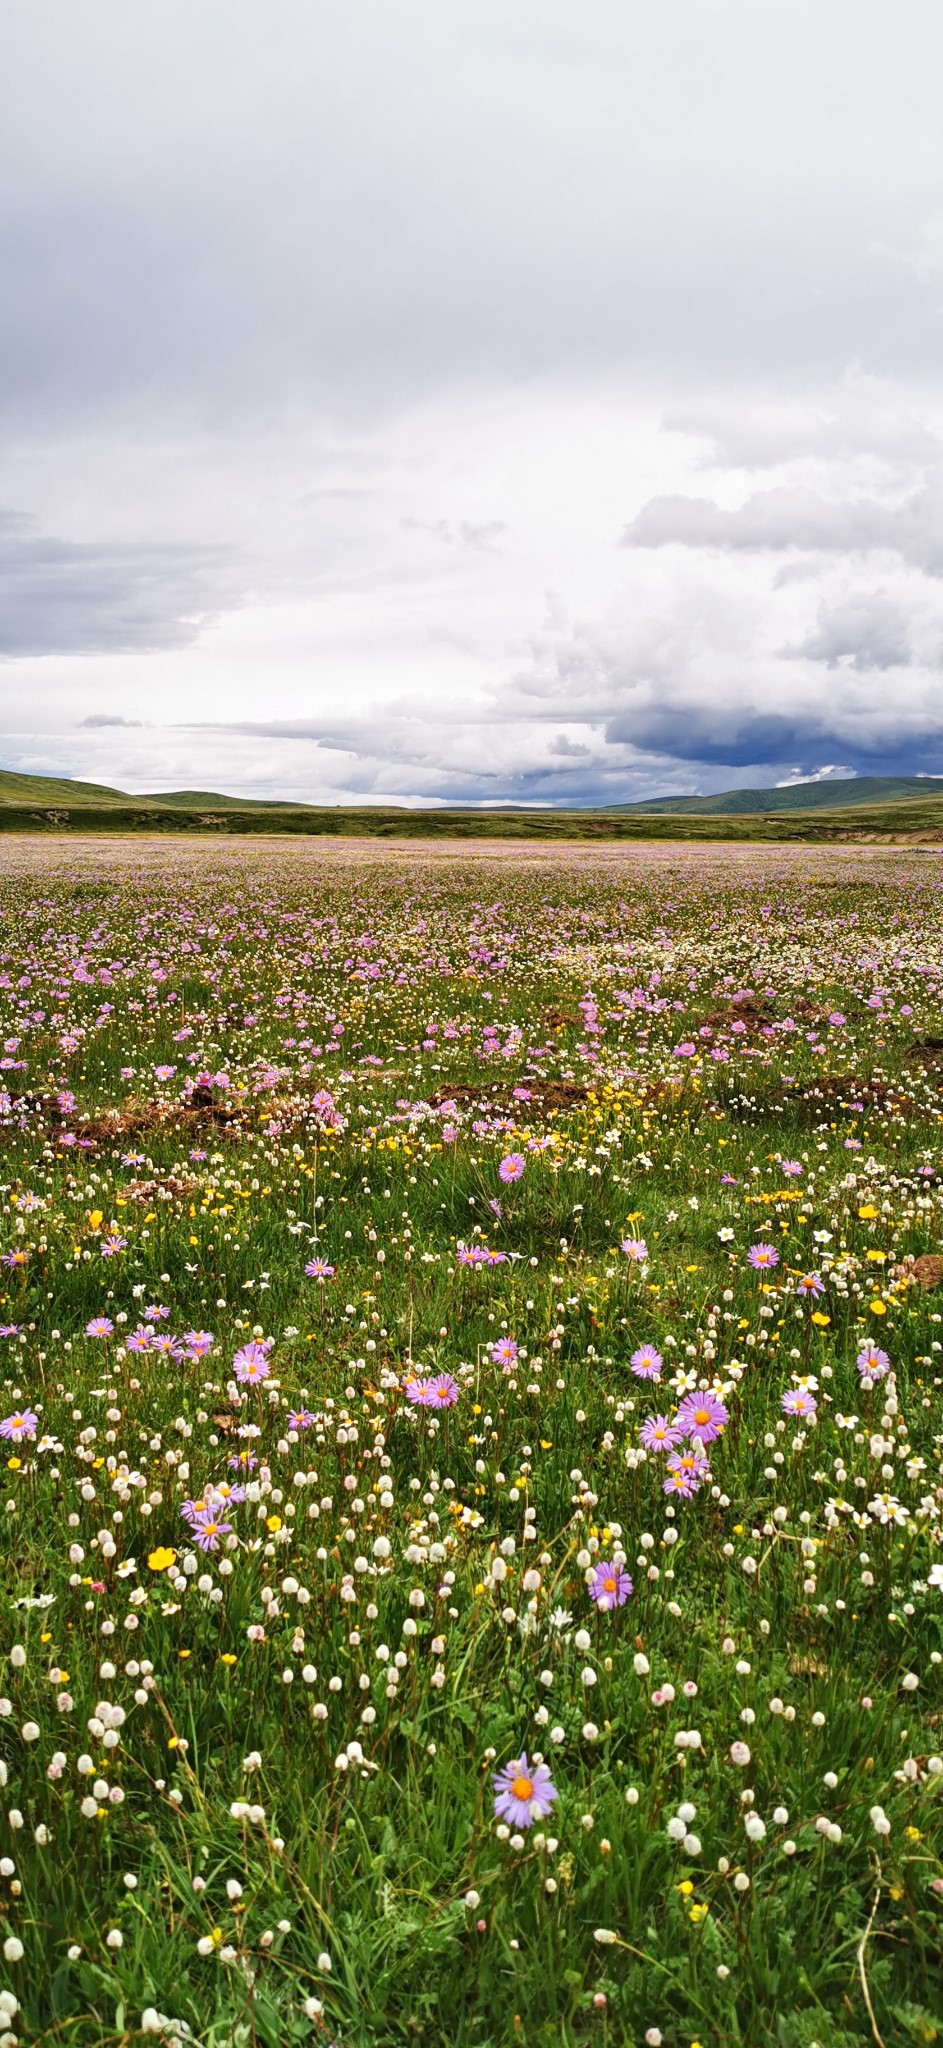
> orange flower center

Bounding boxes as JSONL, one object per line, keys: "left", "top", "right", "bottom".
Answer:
{"left": 511, "top": 1775, "right": 533, "bottom": 1802}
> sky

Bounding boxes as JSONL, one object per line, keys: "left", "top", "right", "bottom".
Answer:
{"left": 3, "top": 0, "right": 943, "bottom": 806}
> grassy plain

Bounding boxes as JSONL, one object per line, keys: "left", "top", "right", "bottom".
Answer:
{"left": 0, "top": 837, "right": 939, "bottom": 2047}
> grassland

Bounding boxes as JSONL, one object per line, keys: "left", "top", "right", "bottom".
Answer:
{"left": 0, "top": 836, "right": 941, "bottom": 2047}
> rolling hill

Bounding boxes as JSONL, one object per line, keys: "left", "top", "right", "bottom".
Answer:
{"left": 615, "top": 776, "right": 943, "bottom": 814}
{"left": 0, "top": 764, "right": 942, "bottom": 841}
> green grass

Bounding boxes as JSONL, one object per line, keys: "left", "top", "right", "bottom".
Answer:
{"left": 0, "top": 838, "right": 940, "bottom": 2047}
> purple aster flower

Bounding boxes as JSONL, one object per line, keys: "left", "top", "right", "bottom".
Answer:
{"left": 181, "top": 1330, "right": 215, "bottom": 1358}
{"left": 638, "top": 1414, "right": 684, "bottom": 1453}
{"left": 676, "top": 1392, "right": 729, "bottom": 1445}
{"left": 492, "top": 1752, "right": 558, "bottom": 1828}
{"left": 427, "top": 1373, "right": 460, "bottom": 1408}
{"left": 288, "top": 1408, "right": 315, "bottom": 1431}
{"left": 748, "top": 1243, "right": 779, "bottom": 1271}
{"left": 0, "top": 1409, "right": 37, "bottom": 1442}
{"left": 856, "top": 1344, "right": 889, "bottom": 1381}
{"left": 125, "top": 1329, "right": 151, "bottom": 1353}
{"left": 233, "top": 1341, "right": 272, "bottom": 1385}
{"left": 795, "top": 1271, "right": 825, "bottom": 1299}
{"left": 497, "top": 1153, "right": 525, "bottom": 1185}
{"left": 0, "top": 1326, "right": 22, "bottom": 1339}
{"left": 664, "top": 1448, "right": 710, "bottom": 1498}
{"left": 1, "top": 1250, "right": 28, "bottom": 1269}
{"left": 782, "top": 1388, "right": 818, "bottom": 1419}
{"left": 621, "top": 1238, "right": 648, "bottom": 1262}
{"left": 630, "top": 1344, "right": 663, "bottom": 1381}
{"left": 781, "top": 1161, "right": 803, "bottom": 1177}
{"left": 588, "top": 1560, "right": 633, "bottom": 1610}
{"left": 145, "top": 1305, "right": 170, "bottom": 1321}
{"left": 305, "top": 1257, "right": 336, "bottom": 1280}
{"left": 490, "top": 1337, "right": 518, "bottom": 1371}
{"left": 191, "top": 1508, "right": 232, "bottom": 1552}
{"left": 663, "top": 1464, "right": 699, "bottom": 1499}
{"left": 149, "top": 1332, "right": 184, "bottom": 1360}
{"left": 85, "top": 1316, "right": 114, "bottom": 1339}
{"left": 100, "top": 1235, "right": 128, "bottom": 1257}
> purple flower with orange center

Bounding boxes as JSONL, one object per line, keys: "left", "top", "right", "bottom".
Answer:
{"left": 630, "top": 1344, "right": 663, "bottom": 1380}
{"left": 747, "top": 1243, "right": 779, "bottom": 1271}
{"left": 0, "top": 1409, "right": 37, "bottom": 1442}
{"left": 676, "top": 1391, "right": 728, "bottom": 1445}
{"left": 498, "top": 1153, "right": 526, "bottom": 1184}
{"left": 639, "top": 1414, "right": 683, "bottom": 1454}
{"left": 233, "top": 1340, "right": 272, "bottom": 1385}
{"left": 782, "top": 1388, "right": 818, "bottom": 1419}
{"left": 492, "top": 1752, "right": 558, "bottom": 1828}
{"left": 588, "top": 1560, "right": 633, "bottom": 1610}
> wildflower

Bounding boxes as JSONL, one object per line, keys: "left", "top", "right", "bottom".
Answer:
{"left": 782, "top": 1389, "right": 818, "bottom": 1420}
{"left": 856, "top": 1344, "right": 889, "bottom": 1380}
{"left": 631, "top": 1344, "right": 663, "bottom": 1381}
{"left": 182, "top": 1331, "right": 215, "bottom": 1358}
{"left": 85, "top": 1317, "right": 114, "bottom": 1339}
{"left": 747, "top": 1243, "right": 779, "bottom": 1270}
{"left": 492, "top": 1752, "right": 558, "bottom": 1827}
{"left": 676, "top": 1392, "right": 728, "bottom": 1444}
{"left": 287, "top": 1408, "right": 315, "bottom": 1431}
{"left": 0, "top": 1412, "right": 37, "bottom": 1443}
{"left": 147, "top": 1548, "right": 177, "bottom": 1572}
{"left": 621, "top": 1238, "right": 648, "bottom": 1262}
{"left": 639, "top": 1414, "right": 684, "bottom": 1454}
{"left": 588, "top": 1561, "right": 633, "bottom": 1610}
{"left": 665, "top": 1448, "right": 710, "bottom": 1497}
{"left": 498, "top": 1152, "right": 526, "bottom": 1184}
{"left": 233, "top": 1342, "right": 272, "bottom": 1385}
{"left": 796, "top": 1272, "right": 825, "bottom": 1299}
{"left": 304, "top": 1258, "right": 335, "bottom": 1279}
{"left": 491, "top": 1337, "right": 518, "bottom": 1369}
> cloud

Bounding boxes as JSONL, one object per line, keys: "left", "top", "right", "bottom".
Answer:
{"left": 623, "top": 481, "right": 943, "bottom": 575}
{"left": 0, "top": 512, "right": 244, "bottom": 657}
{"left": 78, "top": 713, "right": 145, "bottom": 728}
{"left": 6, "top": 3, "right": 943, "bottom": 801}
{"left": 783, "top": 593, "right": 912, "bottom": 670}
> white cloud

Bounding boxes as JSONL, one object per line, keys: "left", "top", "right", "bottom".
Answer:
{"left": 3, "top": 1, "right": 943, "bottom": 800}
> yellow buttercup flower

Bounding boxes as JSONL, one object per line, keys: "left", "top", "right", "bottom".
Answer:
{"left": 147, "top": 1547, "right": 177, "bottom": 1572}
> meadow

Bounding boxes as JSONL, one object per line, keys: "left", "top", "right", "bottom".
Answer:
{"left": 0, "top": 835, "right": 941, "bottom": 2048}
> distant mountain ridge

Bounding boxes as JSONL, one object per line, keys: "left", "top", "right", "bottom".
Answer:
{"left": 3, "top": 766, "right": 943, "bottom": 815}
{"left": 614, "top": 776, "right": 943, "bottom": 815}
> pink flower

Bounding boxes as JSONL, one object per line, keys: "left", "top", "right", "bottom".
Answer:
{"left": 498, "top": 1153, "right": 526, "bottom": 1184}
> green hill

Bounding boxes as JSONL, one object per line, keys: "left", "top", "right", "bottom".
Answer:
{"left": 0, "top": 768, "right": 126, "bottom": 806}
{"left": 1, "top": 763, "right": 943, "bottom": 841}
{"left": 616, "top": 775, "right": 943, "bottom": 815}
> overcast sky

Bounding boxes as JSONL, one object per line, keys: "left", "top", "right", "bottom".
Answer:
{"left": 4, "top": 0, "right": 943, "bottom": 804}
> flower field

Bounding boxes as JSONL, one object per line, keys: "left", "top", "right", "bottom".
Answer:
{"left": 0, "top": 835, "right": 942, "bottom": 2046}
